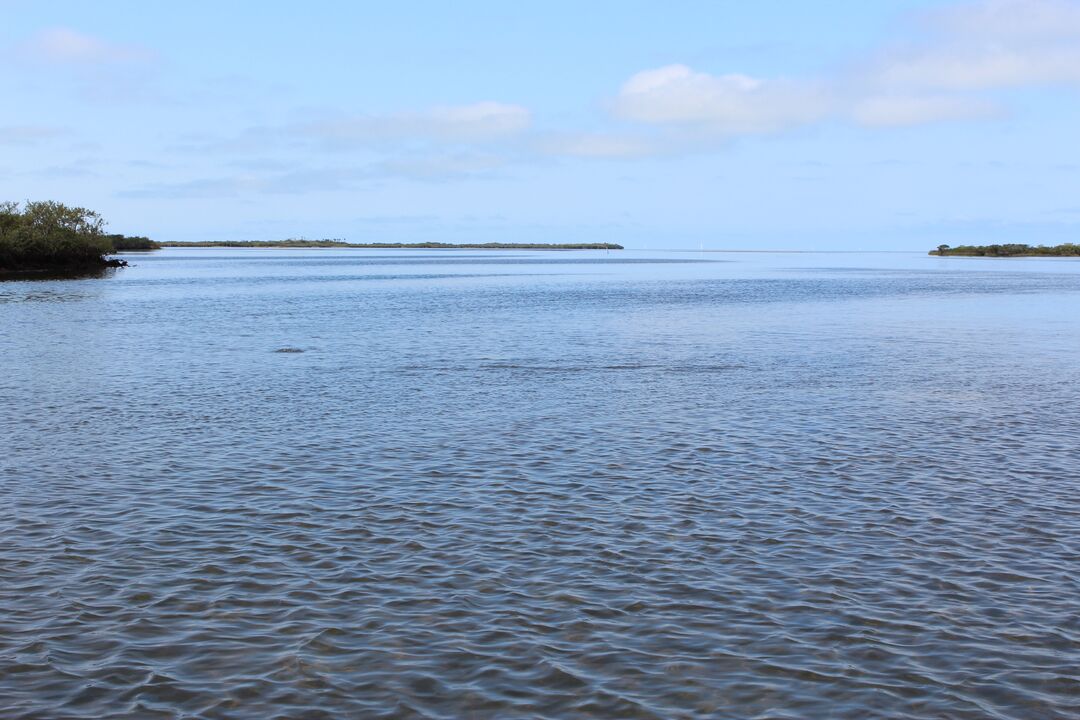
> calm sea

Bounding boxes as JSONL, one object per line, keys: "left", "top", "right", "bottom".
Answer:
{"left": 2, "top": 249, "right": 1078, "bottom": 719}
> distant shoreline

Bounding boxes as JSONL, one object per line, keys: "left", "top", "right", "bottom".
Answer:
{"left": 159, "top": 241, "right": 624, "bottom": 250}
{"left": 931, "top": 243, "right": 1080, "bottom": 257}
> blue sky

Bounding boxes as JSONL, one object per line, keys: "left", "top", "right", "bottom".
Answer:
{"left": 2, "top": 0, "right": 1079, "bottom": 249}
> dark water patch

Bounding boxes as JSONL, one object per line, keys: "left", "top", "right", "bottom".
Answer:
{"left": 0, "top": 266, "right": 120, "bottom": 283}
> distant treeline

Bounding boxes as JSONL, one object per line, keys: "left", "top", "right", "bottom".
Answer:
{"left": 161, "top": 239, "right": 349, "bottom": 248}
{"left": 161, "top": 240, "right": 624, "bottom": 250}
{"left": 0, "top": 201, "right": 138, "bottom": 275}
{"left": 107, "top": 234, "right": 160, "bottom": 251}
{"left": 932, "top": 243, "right": 1080, "bottom": 257}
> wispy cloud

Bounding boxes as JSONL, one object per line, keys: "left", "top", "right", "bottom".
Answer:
{"left": 118, "top": 170, "right": 370, "bottom": 200}
{"left": 150, "top": 101, "right": 532, "bottom": 192}
{"left": 870, "top": 1, "right": 1080, "bottom": 91}
{"left": 935, "top": 0, "right": 1080, "bottom": 41}
{"left": 852, "top": 94, "right": 999, "bottom": 127}
{"left": 608, "top": 0, "right": 1080, "bottom": 141}
{"left": 874, "top": 46, "right": 1080, "bottom": 90}
{"left": 0, "top": 125, "right": 68, "bottom": 145}
{"left": 613, "top": 64, "right": 829, "bottom": 135}
{"left": 118, "top": 150, "right": 515, "bottom": 199}
{"left": 354, "top": 213, "right": 440, "bottom": 225}
{"left": 118, "top": 177, "right": 249, "bottom": 200}
{"left": 6, "top": 27, "right": 160, "bottom": 103}
{"left": 19, "top": 27, "right": 154, "bottom": 65}
{"left": 537, "top": 132, "right": 657, "bottom": 159}
{"left": 296, "top": 102, "right": 531, "bottom": 148}
{"left": 24, "top": 163, "right": 100, "bottom": 179}
{"left": 372, "top": 152, "right": 510, "bottom": 181}
{"left": 166, "top": 100, "right": 531, "bottom": 165}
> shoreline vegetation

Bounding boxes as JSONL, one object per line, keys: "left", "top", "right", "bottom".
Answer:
{"left": 1, "top": 201, "right": 621, "bottom": 278}
{"left": 0, "top": 201, "right": 152, "bottom": 276}
{"left": 160, "top": 240, "right": 624, "bottom": 250}
{"left": 108, "top": 234, "right": 160, "bottom": 251}
{"left": 932, "top": 243, "right": 1080, "bottom": 257}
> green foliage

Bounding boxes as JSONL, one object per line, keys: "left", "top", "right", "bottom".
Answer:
{"left": 0, "top": 200, "right": 116, "bottom": 272}
{"left": 106, "top": 234, "right": 160, "bottom": 251}
{"left": 930, "top": 243, "right": 1080, "bottom": 257}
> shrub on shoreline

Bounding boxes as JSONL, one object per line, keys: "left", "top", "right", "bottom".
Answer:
{"left": 0, "top": 201, "right": 117, "bottom": 273}
{"left": 0, "top": 201, "right": 151, "bottom": 274}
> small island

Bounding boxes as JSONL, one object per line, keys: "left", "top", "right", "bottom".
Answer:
{"left": 0, "top": 201, "right": 153, "bottom": 277}
{"left": 160, "top": 240, "right": 624, "bottom": 250}
{"left": 931, "top": 243, "right": 1080, "bottom": 257}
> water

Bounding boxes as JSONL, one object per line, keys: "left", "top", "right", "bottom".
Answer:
{"left": 2, "top": 249, "right": 1078, "bottom": 719}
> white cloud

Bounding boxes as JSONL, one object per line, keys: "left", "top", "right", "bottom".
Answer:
{"left": 21, "top": 27, "right": 152, "bottom": 65}
{"left": 853, "top": 94, "right": 999, "bottom": 127}
{"left": 614, "top": 64, "right": 829, "bottom": 134}
{"left": 877, "top": 45, "right": 1080, "bottom": 90}
{"left": 606, "top": 1, "right": 1080, "bottom": 141}
{"left": 936, "top": 0, "right": 1080, "bottom": 39}
{"left": 875, "top": 0, "right": 1080, "bottom": 90}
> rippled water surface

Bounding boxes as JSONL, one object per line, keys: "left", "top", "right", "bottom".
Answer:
{"left": 2, "top": 249, "right": 1079, "bottom": 719}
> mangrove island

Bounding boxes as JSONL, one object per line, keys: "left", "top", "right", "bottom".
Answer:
{"left": 932, "top": 243, "right": 1080, "bottom": 257}
{"left": 0, "top": 201, "right": 154, "bottom": 276}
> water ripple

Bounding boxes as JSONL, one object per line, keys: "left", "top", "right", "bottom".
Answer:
{"left": 2, "top": 251, "right": 1079, "bottom": 718}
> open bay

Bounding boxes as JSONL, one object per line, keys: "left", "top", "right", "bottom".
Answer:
{"left": 2, "top": 249, "right": 1078, "bottom": 718}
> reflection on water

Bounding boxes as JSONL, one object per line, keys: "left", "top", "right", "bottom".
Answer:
{"left": 0, "top": 265, "right": 118, "bottom": 285}
{"left": 1, "top": 249, "right": 1079, "bottom": 719}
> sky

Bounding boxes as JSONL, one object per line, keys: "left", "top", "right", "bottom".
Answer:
{"left": 2, "top": 0, "right": 1080, "bottom": 249}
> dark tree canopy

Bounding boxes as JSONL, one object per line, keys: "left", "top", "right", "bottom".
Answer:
{"left": 0, "top": 201, "right": 114, "bottom": 272}
{"left": 0, "top": 201, "right": 154, "bottom": 274}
